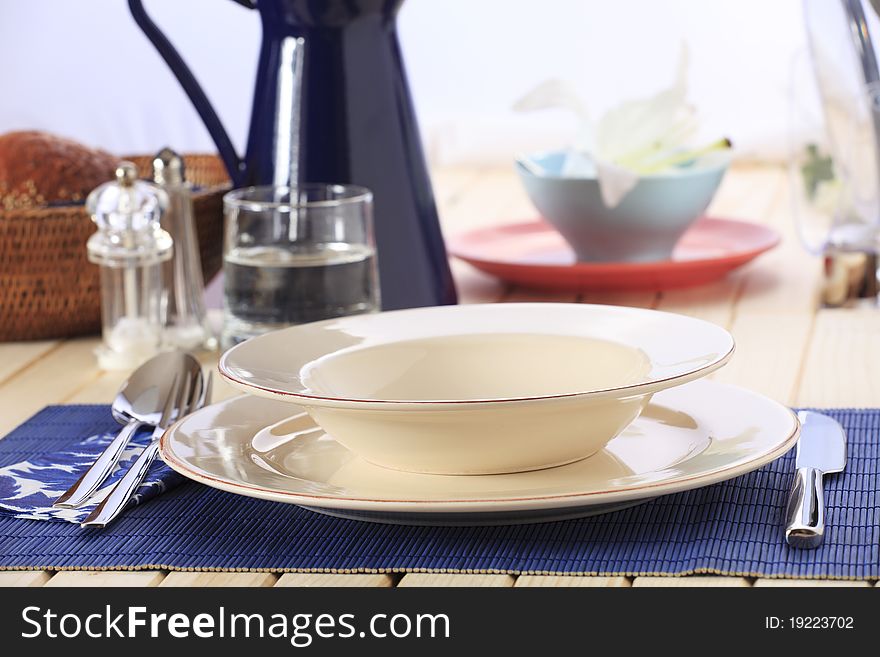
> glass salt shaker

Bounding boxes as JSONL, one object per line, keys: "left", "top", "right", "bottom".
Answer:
{"left": 86, "top": 162, "right": 172, "bottom": 370}
{"left": 152, "top": 148, "right": 215, "bottom": 350}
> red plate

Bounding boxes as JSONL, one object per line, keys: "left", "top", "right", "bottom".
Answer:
{"left": 448, "top": 217, "right": 780, "bottom": 291}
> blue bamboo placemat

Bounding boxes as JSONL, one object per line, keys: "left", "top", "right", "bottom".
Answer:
{"left": 0, "top": 404, "right": 877, "bottom": 578}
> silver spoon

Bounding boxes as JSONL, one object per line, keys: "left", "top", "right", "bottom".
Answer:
{"left": 81, "top": 352, "right": 205, "bottom": 528}
{"left": 54, "top": 351, "right": 204, "bottom": 509}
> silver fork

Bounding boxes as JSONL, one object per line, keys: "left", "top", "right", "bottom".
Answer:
{"left": 81, "top": 368, "right": 205, "bottom": 528}
{"left": 56, "top": 360, "right": 213, "bottom": 510}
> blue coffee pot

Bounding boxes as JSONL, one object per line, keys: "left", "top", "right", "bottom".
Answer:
{"left": 128, "top": 0, "right": 457, "bottom": 309}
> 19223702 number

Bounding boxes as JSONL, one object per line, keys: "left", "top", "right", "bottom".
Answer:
{"left": 789, "top": 617, "right": 854, "bottom": 629}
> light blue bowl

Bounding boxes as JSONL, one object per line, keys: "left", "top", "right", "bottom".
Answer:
{"left": 516, "top": 150, "right": 729, "bottom": 262}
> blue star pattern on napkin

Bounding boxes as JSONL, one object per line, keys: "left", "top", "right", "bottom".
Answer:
{"left": 0, "top": 424, "right": 184, "bottom": 523}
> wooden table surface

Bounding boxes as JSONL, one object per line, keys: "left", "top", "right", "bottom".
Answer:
{"left": 1, "top": 162, "right": 877, "bottom": 589}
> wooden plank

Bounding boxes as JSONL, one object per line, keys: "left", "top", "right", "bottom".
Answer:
{"left": 0, "top": 571, "right": 52, "bottom": 587}
{"left": 707, "top": 165, "right": 785, "bottom": 223}
{"left": 397, "top": 573, "right": 515, "bottom": 588}
{"left": 0, "top": 338, "right": 104, "bottom": 436}
{"left": 497, "top": 176, "right": 541, "bottom": 227}
{"left": 45, "top": 571, "right": 165, "bottom": 587}
{"left": 202, "top": 363, "right": 243, "bottom": 403}
{"left": 66, "top": 350, "right": 240, "bottom": 406}
{"left": 581, "top": 290, "right": 657, "bottom": 308}
{"left": 715, "top": 261, "right": 819, "bottom": 407}
{"left": 796, "top": 308, "right": 880, "bottom": 407}
{"left": 656, "top": 277, "right": 742, "bottom": 327}
{"left": 430, "top": 166, "right": 484, "bottom": 209}
{"left": 704, "top": 166, "right": 816, "bottom": 401}
{"left": 632, "top": 576, "right": 751, "bottom": 587}
{"left": 439, "top": 169, "right": 518, "bottom": 305}
{"left": 275, "top": 573, "right": 395, "bottom": 588}
{"left": 725, "top": 161, "right": 820, "bottom": 317}
{"left": 438, "top": 169, "right": 526, "bottom": 234}
{"left": 654, "top": 165, "right": 784, "bottom": 326}
{"left": 450, "top": 259, "right": 508, "bottom": 305}
{"left": 0, "top": 341, "right": 59, "bottom": 385}
{"left": 514, "top": 575, "right": 630, "bottom": 588}
{"left": 64, "top": 366, "right": 129, "bottom": 404}
{"left": 502, "top": 287, "right": 577, "bottom": 303}
{"left": 160, "top": 572, "right": 277, "bottom": 587}
{"left": 712, "top": 314, "right": 813, "bottom": 406}
{"left": 752, "top": 579, "right": 870, "bottom": 587}
{"left": 440, "top": 167, "right": 543, "bottom": 305}
{"left": 731, "top": 248, "right": 822, "bottom": 317}
{"left": 662, "top": 166, "right": 817, "bottom": 407}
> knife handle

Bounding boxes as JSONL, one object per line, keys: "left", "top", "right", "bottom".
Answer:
{"left": 785, "top": 466, "right": 825, "bottom": 548}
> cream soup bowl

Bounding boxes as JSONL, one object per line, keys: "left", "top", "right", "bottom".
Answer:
{"left": 219, "top": 303, "right": 734, "bottom": 474}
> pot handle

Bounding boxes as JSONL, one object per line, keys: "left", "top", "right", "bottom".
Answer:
{"left": 127, "top": 0, "right": 249, "bottom": 185}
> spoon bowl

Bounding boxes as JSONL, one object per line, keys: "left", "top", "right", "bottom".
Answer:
{"left": 112, "top": 351, "right": 201, "bottom": 427}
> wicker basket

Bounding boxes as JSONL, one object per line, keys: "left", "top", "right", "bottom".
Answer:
{"left": 0, "top": 154, "right": 229, "bottom": 341}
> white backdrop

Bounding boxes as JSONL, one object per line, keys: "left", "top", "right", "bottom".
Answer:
{"left": 0, "top": 0, "right": 813, "bottom": 165}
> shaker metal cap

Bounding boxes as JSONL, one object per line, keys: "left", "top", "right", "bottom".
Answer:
{"left": 152, "top": 147, "right": 186, "bottom": 186}
{"left": 116, "top": 161, "right": 138, "bottom": 187}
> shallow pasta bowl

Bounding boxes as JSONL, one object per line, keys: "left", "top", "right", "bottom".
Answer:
{"left": 219, "top": 303, "right": 734, "bottom": 475}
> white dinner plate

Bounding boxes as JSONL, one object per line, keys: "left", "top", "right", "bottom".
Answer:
{"left": 159, "top": 380, "right": 798, "bottom": 525}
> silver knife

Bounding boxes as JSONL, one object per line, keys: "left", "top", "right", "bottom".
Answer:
{"left": 784, "top": 411, "right": 847, "bottom": 548}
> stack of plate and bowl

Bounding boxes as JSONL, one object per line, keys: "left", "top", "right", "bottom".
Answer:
{"left": 448, "top": 150, "right": 780, "bottom": 291}
{"left": 160, "top": 303, "right": 799, "bottom": 525}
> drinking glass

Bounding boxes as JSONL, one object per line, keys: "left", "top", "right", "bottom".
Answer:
{"left": 222, "top": 184, "right": 380, "bottom": 347}
{"left": 789, "top": 1, "right": 880, "bottom": 305}
{"left": 790, "top": 58, "right": 880, "bottom": 256}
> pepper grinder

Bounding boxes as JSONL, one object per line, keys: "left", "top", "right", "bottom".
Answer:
{"left": 86, "top": 162, "right": 172, "bottom": 370}
{"left": 152, "top": 148, "right": 215, "bottom": 350}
